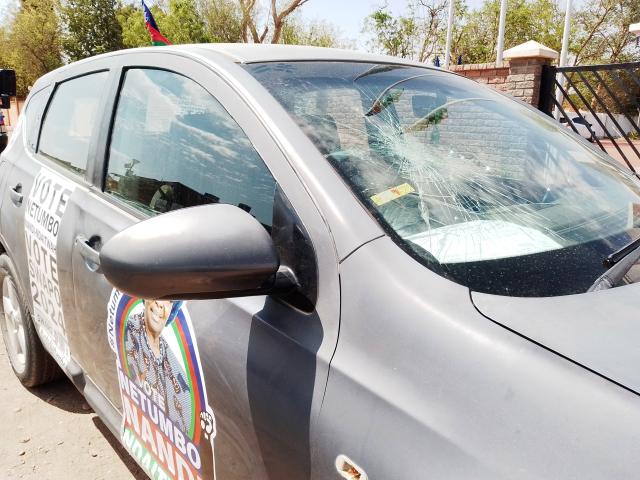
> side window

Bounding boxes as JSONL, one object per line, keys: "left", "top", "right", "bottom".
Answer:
{"left": 24, "top": 87, "right": 50, "bottom": 152}
{"left": 106, "top": 68, "right": 276, "bottom": 228}
{"left": 39, "top": 71, "right": 108, "bottom": 175}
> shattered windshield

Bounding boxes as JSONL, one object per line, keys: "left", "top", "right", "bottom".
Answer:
{"left": 246, "top": 62, "right": 640, "bottom": 297}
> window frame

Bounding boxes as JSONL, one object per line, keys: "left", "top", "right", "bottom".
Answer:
{"left": 36, "top": 69, "right": 111, "bottom": 182}
{"left": 23, "top": 84, "right": 52, "bottom": 154}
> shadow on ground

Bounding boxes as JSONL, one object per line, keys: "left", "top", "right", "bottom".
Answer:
{"left": 26, "top": 375, "right": 147, "bottom": 479}
{"left": 27, "top": 377, "right": 91, "bottom": 414}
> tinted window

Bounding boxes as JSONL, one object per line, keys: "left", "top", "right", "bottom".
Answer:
{"left": 106, "top": 69, "right": 276, "bottom": 227}
{"left": 39, "top": 72, "right": 108, "bottom": 175}
{"left": 25, "top": 87, "right": 50, "bottom": 152}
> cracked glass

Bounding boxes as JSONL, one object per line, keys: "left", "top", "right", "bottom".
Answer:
{"left": 247, "top": 62, "right": 640, "bottom": 296}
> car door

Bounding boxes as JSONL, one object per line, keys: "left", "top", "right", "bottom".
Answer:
{"left": 0, "top": 69, "right": 111, "bottom": 373}
{"left": 62, "top": 52, "right": 340, "bottom": 480}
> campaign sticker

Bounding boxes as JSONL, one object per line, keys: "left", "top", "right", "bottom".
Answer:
{"left": 24, "top": 168, "right": 74, "bottom": 367}
{"left": 107, "top": 289, "right": 216, "bottom": 480}
{"left": 370, "top": 183, "right": 415, "bottom": 206}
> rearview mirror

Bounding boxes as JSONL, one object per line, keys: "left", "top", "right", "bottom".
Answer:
{"left": 100, "top": 203, "right": 295, "bottom": 300}
{"left": 412, "top": 94, "right": 444, "bottom": 118}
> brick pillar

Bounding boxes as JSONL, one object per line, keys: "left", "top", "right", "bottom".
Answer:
{"left": 502, "top": 40, "right": 558, "bottom": 106}
{"left": 451, "top": 41, "right": 558, "bottom": 107}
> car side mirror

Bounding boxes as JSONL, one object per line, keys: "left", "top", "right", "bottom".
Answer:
{"left": 0, "top": 95, "right": 9, "bottom": 109}
{"left": 100, "top": 203, "right": 297, "bottom": 300}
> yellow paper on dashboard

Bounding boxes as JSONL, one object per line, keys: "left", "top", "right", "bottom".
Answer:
{"left": 371, "top": 183, "right": 415, "bottom": 206}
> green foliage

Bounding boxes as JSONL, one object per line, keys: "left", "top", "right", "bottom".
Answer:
{"left": 118, "top": 0, "right": 209, "bottom": 46}
{"left": 197, "top": 0, "right": 242, "bottom": 43}
{"left": 279, "top": 15, "right": 350, "bottom": 48}
{"left": 452, "top": 0, "right": 565, "bottom": 64}
{"left": 366, "top": 0, "right": 637, "bottom": 66}
{"left": 572, "top": 0, "right": 640, "bottom": 65}
{"left": 162, "top": 0, "right": 209, "bottom": 44}
{"left": 365, "top": 7, "right": 419, "bottom": 58}
{"left": 117, "top": 3, "right": 154, "bottom": 48}
{"left": 60, "top": 0, "right": 124, "bottom": 61}
{"left": 1, "top": 0, "right": 64, "bottom": 96}
{"left": 365, "top": 0, "right": 463, "bottom": 62}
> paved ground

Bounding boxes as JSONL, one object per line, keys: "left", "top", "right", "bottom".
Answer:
{"left": 0, "top": 334, "right": 146, "bottom": 480}
{"left": 600, "top": 139, "right": 640, "bottom": 172}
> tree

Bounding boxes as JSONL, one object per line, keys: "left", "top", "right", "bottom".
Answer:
{"left": 279, "top": 15, "right": 349, "bottom": 48}
{"left": 118, "top": 3, "right": 156, "bottom": 48}
{"left": 238, "top": 0, "right": 312, "bottom": 44}
{"left": 118, "top": 0, "right": 209, "bottom": 47}
{"left": 162, "top": 0, "right": 209, "bottom": 44}
{"left": 452, "top": 0, "right": 564, "bottom": 64}
{"left": 60, "top": 0, "right": 124, "bottom": 61}
{"left": 364, "top": 0, "right": 456, "bottom": 62}
{"left": 3, "top": 0, "right": 64, "bottom": 95}
{"left": 365, "top": 7, "right": 418, "bottom": 58}
{"left": 572, "top": 0, "right": 640, "bottom": 65}
{"left": 197, "top": 0, "right": 243, "bottom": 42}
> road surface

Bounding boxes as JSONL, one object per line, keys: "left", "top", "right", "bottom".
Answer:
{"left": 0, "top": 334, "right": 146, "bottom": 480}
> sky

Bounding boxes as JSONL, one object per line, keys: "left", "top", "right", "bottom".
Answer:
{"left": 300, "top": 0, "right": 486, "bottom": 49}
{"left": 0, "top": 0, "right": 574, "bottom": 41}
{"left": 0, "top": 0, "right": 416, "bottom": 32}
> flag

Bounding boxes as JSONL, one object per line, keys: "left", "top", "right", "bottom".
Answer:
{"left": 142, "top": 0, "right": 171, "bottom": 46}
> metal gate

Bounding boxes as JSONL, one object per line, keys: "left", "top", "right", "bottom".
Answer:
{"left": 539, "top": 61, "right": 640, "bottom": 173}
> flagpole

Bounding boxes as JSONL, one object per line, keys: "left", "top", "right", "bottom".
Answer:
{"left": 554, "top": 0, "right": 572, "bottom": 119}
{"left": 495, "top": 0, "right": 507, "bottom": 63}
{"left": 559, "top": 0, "right": 572, "bottom": 68}
{"left": 444, "top": 0, "right": 455, "bottom": 69}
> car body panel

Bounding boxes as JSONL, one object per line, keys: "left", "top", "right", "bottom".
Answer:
{"left": 315, "top": 236, "right": 640, "bottom": 479}
{"left": 472, "top": 285, "right": 640, "bottom": 394}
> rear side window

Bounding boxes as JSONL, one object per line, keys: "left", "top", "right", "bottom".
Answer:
{"left": 105, "top": 68, "right": 276, "bottom": 228}
{"left": 39, "top": 71, "right": 108, "bottom": 175}
{"left": 24, "top": 87, "right": 50, "bottom": 152}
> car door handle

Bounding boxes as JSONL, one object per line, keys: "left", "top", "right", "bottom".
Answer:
{"left": 75, "top": 235, "right": 102, "bottom": 273}
{"left": 9, "top": 183, "right": 22, "bottom": 206}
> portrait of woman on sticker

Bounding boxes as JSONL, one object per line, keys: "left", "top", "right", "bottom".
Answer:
{"left": 124, "top": 299, "right": 192, "bottom": 433}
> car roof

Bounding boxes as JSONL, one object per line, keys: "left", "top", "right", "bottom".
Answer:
{"left": 185, "top": 43, "right": 438, "bottom": 68}
{"left": 32, "top": 44, "right": 445, "bottom": 89}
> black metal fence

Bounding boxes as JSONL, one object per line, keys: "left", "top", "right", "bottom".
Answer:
{"left": 539, "top": 61, "right": 640, "bottom": 173}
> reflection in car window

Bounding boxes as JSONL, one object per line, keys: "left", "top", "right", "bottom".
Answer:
{"left": 106, "top": 68, "right": 276, "bottom": 228}
{"left": 247, "top": 61, "right": 640, "bottom": 297}
{"left": 24, "top": 87, "right": 50, "bottom": 152}
{"left": 39, "top": 72, "right": 108, "bottom": 175}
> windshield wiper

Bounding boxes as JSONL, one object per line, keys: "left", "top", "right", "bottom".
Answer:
{"left": 588, "top": 236, "right": 640, "bottom": 292}
{"left": 603, "top": 235, "right": 640, "bottom": 268}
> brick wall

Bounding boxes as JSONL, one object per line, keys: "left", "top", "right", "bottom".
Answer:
{"left": 450, "top": 61, "right": 511, "bottom": 93}
{"left": 451, "top": 57, "right": 552, "bottom": 107}
{"left": 393, "top": 91, "right": 530, "bottom": 181}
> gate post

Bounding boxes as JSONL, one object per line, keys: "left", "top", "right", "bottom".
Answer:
{"left": 502, "top": 40, "right": 558, "bottom": 108}
{"left": 538, "top": 64, "right": 557, "bottom": 116}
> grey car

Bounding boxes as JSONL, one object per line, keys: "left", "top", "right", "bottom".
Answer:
{"left": 1, "top": 44, "right": 640, "bottom": 480}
